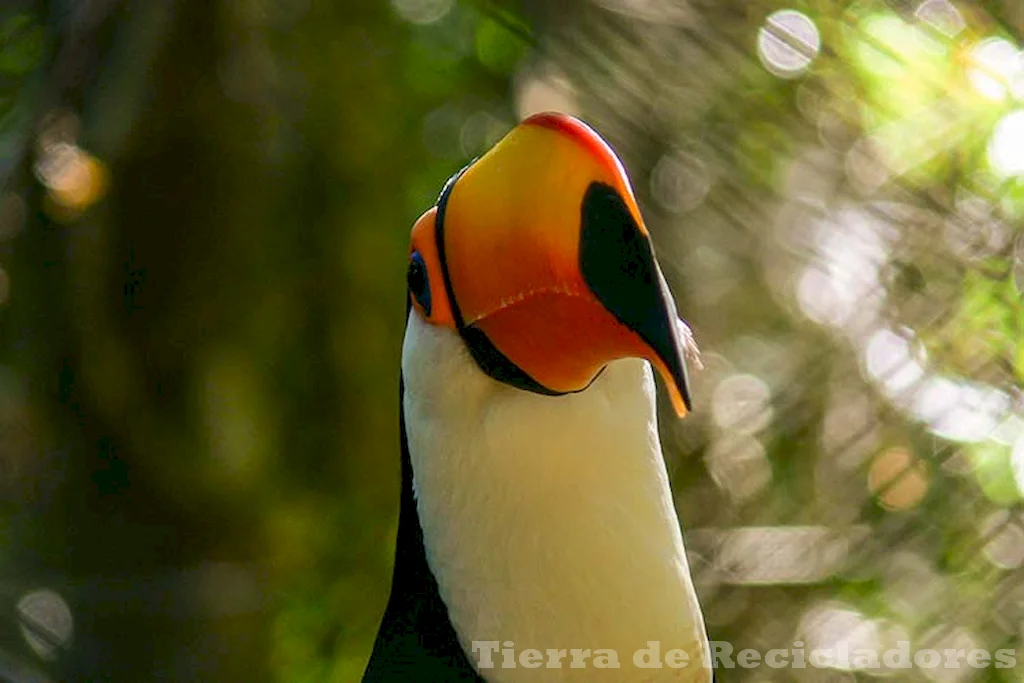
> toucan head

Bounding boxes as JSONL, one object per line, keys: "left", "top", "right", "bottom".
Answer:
{"left": 406, "top": 112, "right": 697, "bottom": 416}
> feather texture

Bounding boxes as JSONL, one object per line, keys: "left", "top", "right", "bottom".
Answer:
{"left": 400, "top": 312, "right": 711, "bottom": 682}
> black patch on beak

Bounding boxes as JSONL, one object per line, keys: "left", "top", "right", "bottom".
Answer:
{"left": 460, "top": 325, "right": 563, "bottom": 396}
{"left": 579, "top": 182, "right": 694, "bottom": 412}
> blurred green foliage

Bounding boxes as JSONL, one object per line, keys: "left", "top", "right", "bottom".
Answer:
{"left": 0, "top": 0, "right": 525, "bottom": 680}
{"left": 0, "top": 14, "right": 45, "bottom": 76}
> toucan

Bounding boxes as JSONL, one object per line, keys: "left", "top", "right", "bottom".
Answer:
{"left": 364, "top": 112, "right": 711, "bottom": 682}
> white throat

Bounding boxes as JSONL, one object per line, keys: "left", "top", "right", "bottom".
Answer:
{"left": 402, "top": 313, "right": 711, "bottom": 682}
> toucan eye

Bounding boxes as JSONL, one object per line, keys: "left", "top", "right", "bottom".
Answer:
{"left": 408, "top": 251, "right": 431, "bottom": 315}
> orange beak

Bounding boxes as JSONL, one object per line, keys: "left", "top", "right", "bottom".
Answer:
{"left": 424, "top": 112, "right": 696, "bottom": 416}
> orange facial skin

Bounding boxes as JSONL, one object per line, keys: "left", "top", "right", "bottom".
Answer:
{"left": 408, "top": 207, "right": 454, "bottom": 328}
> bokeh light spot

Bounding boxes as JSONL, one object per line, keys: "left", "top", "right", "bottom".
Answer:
{"left": 33, "top": 142, "right": 109, "bottom": 218}
{"left": 884, "top": 552, "right": 948, "bottom": 620}
{"left": 943, "top": 193, "right": 1011, "bottom": 261}
{"left": 822, "top": 388, "right": 879, "bottom": 469}
{"left": 856, "top": 14, "right": 945, "bottom": 80}
{"left": 967, "top": 38, "right": 1021, "bottom": 101}
{"left": 459, "top": 111, "right": 510, "bottom": 158}
{"left": 651, "top": 150, "right": 711, "bottom": 213}
{"left": 592, "top": 0, "right": 693, "bottom": 24}
{"left": 705, "top": 434, "right": 771, "bottom": 503}
{"left": 711, "top": 373, "right": 773, "bottom": 434}
{"left": 1010, "top": 433, "right": 1024, "bottom": 497}
{"left": 17, "top": 589, "right": 73, "bottom": 660}
{"left": 389, "top": 0, "right": 453, "bottom": 25}
{"left": 757, "top": 10, "right": 820, "bottom": 78}
{"left": 914, "top": 0, "right": 965, "bottom": 38}
{"left": 981, "top": 510, "right": 1024, "bottom": 569}
{"left": 799, "top": 603, "right": 882, "bottom": 671}
{"left": 920, "top": 627, "right": 983, "bottom": 683}
{"left": 865, "top": 328, "right": 926, "bottom": 397}
{"left": 988, "top": 109, "right": 1024, "bottom": 177}
{"left": 715, "top": 527, "right": 860, "bottom": 584}
{"left": 515, "top": 66, "right": 577, "bottom": 119}
{"left": 797, "top": 264, "right": 844, "bottom": 326}
{"left": 971, "top": 440, "right": 1021, "bottom": 505}
{"left": 868, "top": 446, "right": 929, "bottom": 510}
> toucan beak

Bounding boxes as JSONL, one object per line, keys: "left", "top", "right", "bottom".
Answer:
{"left": 434, "top": 112, "right": 696, "bottom": 416}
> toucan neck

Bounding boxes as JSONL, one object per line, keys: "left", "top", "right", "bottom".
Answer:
{"left": 400, "top": 313, "right": 711, "bottom": 682}
{"left": 362, "top": 377, "right": 482, "bottom": 682}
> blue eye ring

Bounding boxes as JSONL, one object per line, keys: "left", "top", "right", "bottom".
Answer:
{"left": 408, "top": 251, "right": 431, "bottom": 316}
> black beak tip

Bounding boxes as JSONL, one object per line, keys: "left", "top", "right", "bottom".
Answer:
{"left": 579, "top": 181, "right": 698, "bottom": 416}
